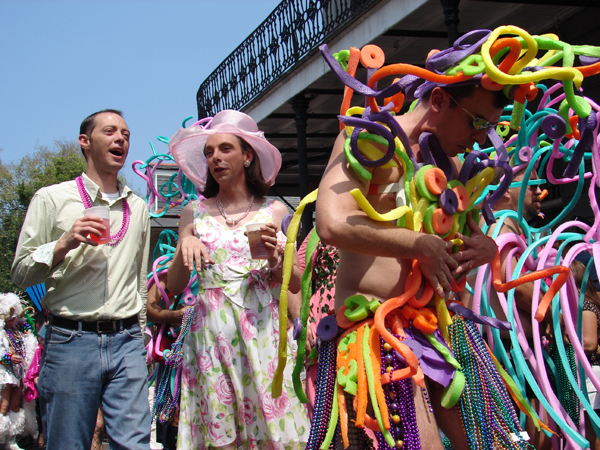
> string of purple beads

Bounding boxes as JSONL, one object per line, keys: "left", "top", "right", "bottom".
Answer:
{"left": 379, "top": 334, "right": 422, "bottom": 450}
{"left": 306, "top": 339, "right": 339, "bottom": 450}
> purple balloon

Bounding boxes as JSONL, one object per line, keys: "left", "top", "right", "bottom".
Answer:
{"left": 440, "top": 188, "right": 459, "bottom": 215}
{"left": 316, "top": 315, "right": 339, "bottom": 342}
{"left": 292, "top": 317, "right": 303, "bottom": 341}
{"left": 541, "top": 114, "right": 566, "bottom": 140}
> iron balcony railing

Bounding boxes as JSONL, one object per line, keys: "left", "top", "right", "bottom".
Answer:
{"left": 196, "top": 0, "right": 380, "bottom": 117}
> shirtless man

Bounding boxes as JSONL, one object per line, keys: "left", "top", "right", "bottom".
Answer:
{"left": 315, "top": 84, "right": 506, "bottom": 447}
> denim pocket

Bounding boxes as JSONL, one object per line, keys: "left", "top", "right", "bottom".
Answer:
{"left": 47, "top": 326, "right": 76, "bottom": 344}
{"left": 124, "top": 324, "right": 143, "bottom": 340}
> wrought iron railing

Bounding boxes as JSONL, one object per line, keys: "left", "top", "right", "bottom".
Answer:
{"left": 196, "top": 0, "right": 380, "bottom": 117}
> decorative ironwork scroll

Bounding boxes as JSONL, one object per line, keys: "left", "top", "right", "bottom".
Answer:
{"left": 196, "top": 0, "right": 379, "bottom": 117}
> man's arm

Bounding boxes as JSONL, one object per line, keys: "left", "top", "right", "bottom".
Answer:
{"left": 11, "top": 188, "right": 106, "bottom": 289}
{"left": 315, "top": 132, "right": 457, "bottom": 296}
{"left": 167, "top": 202, "right": 214, "bottom": 295}
{"left": 147, "top": 275, "right": 189, "bottom": 324}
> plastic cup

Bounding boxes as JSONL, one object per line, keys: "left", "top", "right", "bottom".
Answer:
{"left": 84, "top": 206, "right": 110, "bottom": 244}
{"left": 245, "top": 223, "right": 269, "bottom": 259}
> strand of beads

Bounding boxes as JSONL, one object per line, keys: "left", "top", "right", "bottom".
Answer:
{"left": 306, "top": 339, "right": 339, "bottom": 450}
{"left": 76, "top": 176, "right": 131, "bottom": 246}
{"left": 18, "top": 322, "right": 33, "bottom": 333}
{"left": 380, "top": 335, "right": 422, "bottom": 450}
{"left": 151, "top": 363, "right": 177, "bottom": 424}
{"left": 152, "top": 309, "right": 194, "bottom": 424}
{"left": 163, "top": 308, "right": 194, "bottom": 366}
{"left": 548, "top": 339, "right": 581, "bottom": 425}
{"left": 6, "top": 329, "right": 26, "bottom": 359}
{"left": 449, "top": 316, "right": 529, "bottom": 449}
{"left": 0, "top": 353, "right": 11, "bottom": 365}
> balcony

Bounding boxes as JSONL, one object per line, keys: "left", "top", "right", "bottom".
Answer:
{"left": 196, "top": 0, "right": 379, "bottom": 117}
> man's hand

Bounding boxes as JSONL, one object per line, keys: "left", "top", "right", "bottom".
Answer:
{"left": 179, "top": 235, "right": 214, "bottom": 273}
{"left": 58, "top": 216, "right": 106, "bottom": 251}
{"left": 10, "top": 353, "right": 23, "bottom": 365}
{"left": 176, "top": 306, "right": 194, "bottom": 323}
{"left": 415, "top": 234, "right": 457, "bottom": 297}
{"left": 452, "top": 214, "right": 497, "bottom": 278}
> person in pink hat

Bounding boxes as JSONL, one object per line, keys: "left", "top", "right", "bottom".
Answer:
{"left": 167, "top": 110, "right": 310, "bottom": 450}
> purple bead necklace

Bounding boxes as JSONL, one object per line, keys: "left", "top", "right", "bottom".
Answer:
{"left": 380, "top": 334, "right": 422, "bottom": 450}
{"left": 306, "top": 339, "right": 338, "bottom": 450}
{"left": 76, "top": 176, "right": 130, "bottom": 246}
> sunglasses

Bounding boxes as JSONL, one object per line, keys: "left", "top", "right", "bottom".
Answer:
{"left": 447, "top": 94, "right": 498, "bottom": 131}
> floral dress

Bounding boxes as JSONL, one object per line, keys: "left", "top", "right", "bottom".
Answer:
{"left": 177, "top": 198, "right": 310, "bottom": 450}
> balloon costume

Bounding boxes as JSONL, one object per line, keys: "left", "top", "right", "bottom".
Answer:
{"left": 133, "top": 25, "right": 600, "bottom": 449}
{"left": 267, "top": 26, "right": 600, "bottom": 450}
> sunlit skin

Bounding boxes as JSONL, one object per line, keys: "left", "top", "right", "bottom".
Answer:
{"left": 316, "top": 85, "right": 506, "bottom": 449}
{"left": 423, "top": 89, "right": 503, "bottom": 157}
{"left": 80, "top": 112, "right": 130, "bottom": 181}
{"left": 204, "top": 134, "right": 251, "bottom": 187}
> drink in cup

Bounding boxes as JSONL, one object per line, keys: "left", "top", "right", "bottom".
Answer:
{"left": 245, "top": 223, "right": 269, "bottom": 259}
{"left": 84, "top": 206, "right": 110, "bottom": 244}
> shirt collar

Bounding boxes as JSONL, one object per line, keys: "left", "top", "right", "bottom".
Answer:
{"left": 81, "top": 172, "right": 131, "bottom": 203}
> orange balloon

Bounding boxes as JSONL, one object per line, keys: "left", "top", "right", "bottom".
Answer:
{"left": 432, "top": 208, "right": 453, "bottom": 235}
{"left": 360, "top": 44, "right": 385, "bottom": 69}
{"left": 424, "top": 167, "right": 447, "bottom": 195}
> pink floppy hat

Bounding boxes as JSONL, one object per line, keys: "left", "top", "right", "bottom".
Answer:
{"left": 169, "top": 110, "right": 282, "bottom": 191}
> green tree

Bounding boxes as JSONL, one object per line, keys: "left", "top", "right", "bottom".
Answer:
{"left": 0, "top": 139, "right": 88, "bottom": 294}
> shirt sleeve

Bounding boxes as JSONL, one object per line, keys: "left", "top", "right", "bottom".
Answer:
{"left": 11, "top": 191, "right": 64, "bottom": 289}
{"left": 137, "top": 207, "right": 151, "bottom": 329}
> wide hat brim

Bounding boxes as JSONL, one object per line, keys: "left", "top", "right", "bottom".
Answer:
{"left": 169, "top": 110, "right": 282, "bottom": 191}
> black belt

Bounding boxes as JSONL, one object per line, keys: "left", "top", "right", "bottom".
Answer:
{"left": 49, "top": 314, "right": 138, "bottom": 334}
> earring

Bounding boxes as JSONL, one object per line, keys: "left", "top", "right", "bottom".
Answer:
{"left": 244, "top": 160, "right": 251, "bottom": 168}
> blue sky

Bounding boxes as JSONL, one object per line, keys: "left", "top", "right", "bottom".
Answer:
{"left": 0, "top": 0, "right": 281, "bottom": 193}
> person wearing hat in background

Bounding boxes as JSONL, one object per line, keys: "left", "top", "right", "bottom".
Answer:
{"left": 168, "top": 110, "right": 310, "bottom": 450}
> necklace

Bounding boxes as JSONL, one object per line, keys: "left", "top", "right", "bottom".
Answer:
{"left": 216, "top": 194, "right": 254, "bottom": 227}
{"left": 6, "top": 328, "right": 25, "bottom": 359}
{"left": 76, "top": 176, "right": 130, "bottom": 246}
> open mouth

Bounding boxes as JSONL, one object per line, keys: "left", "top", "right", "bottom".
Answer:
{"left": 109, "top": 149, "right": 123, "bottom": 157}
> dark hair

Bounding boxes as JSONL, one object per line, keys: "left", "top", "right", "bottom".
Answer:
{"left": 79, "top": 109, "right": 124, "bottom": 159}
{"left": 571, "top": 259, "right": 600, "bottom": 308}
{"left": 201, "top": 136, "right": 271, "bottom": 198}
{"left": 422, "top": 85, "right": 509, "bottom": 110}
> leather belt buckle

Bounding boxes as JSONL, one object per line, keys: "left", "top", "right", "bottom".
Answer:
{"left": 97, "top": 320, "right": 116, "bottom": 334}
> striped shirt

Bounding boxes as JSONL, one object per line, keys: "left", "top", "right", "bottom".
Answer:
{"left": 11, "top": 173, "right": 150, "bottom": 322}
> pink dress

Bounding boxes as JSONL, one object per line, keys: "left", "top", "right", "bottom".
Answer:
{"left": 24, "top": 345, "right": 42, "bottom": 402}
{"left": 177, "top": 198, "right": 309, "bottom": 450}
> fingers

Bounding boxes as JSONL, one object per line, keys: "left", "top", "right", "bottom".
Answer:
{"left": 66, "top": 220, "right": 105, "bottom": 248}
{"left": 453, "top": 259, "right": 472, "bottom": 277}
{"left": 429, "top": 276, "right": 445, "bottom": 298}
{"left": 201, "top": 248, "right": 215, "bottom": 265}
{"left": 180, "top": 236, "right": 214, "bottom": 272}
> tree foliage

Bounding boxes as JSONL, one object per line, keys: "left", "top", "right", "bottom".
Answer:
{"left": 0, "top": 140, "right": 87, "bottom": 294}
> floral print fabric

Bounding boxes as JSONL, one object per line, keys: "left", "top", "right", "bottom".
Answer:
{"left": 177, "top": 199, "right": 309, "bottom": 450}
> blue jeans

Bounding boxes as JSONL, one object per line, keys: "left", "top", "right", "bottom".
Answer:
{"left": 38, "top": 323, "right": 150, "bottom": 450}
